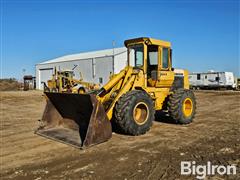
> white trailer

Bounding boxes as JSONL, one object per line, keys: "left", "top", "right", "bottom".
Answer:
{"left": 189, "top": 71, "right": 236, "bottom": 90}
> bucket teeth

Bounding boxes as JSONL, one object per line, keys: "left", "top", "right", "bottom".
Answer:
{"left": 35, "top": 92, "right": 112, "bottom": 148}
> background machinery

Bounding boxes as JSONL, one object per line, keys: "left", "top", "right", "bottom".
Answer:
{"left": 43, "top": 66, "right": 100, "bottom": 93}
{"left": 36, "top": 37, "right": 196, "bottom": 148}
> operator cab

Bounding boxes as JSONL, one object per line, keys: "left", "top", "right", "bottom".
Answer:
{"left": 59, "top": 70, "right": 75, "bottom": 78}
{"left": 125, "top": 37, "right": 174, "bottom": 88}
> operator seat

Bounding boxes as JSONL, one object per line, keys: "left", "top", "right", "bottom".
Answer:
{"left": 148, "top": 70, "right": 158, "bottom": 87}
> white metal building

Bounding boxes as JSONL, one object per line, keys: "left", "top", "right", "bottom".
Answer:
{"left": 35, "top": 47, "right": 127, "bottom": 90}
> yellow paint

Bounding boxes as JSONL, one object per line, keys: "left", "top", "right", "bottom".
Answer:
{"left": 124, "top": 37, "right": 171, "bottom": 48}
{"left": 182, "top": 97, "right": 193, "bottom": 117}
{"left": 132, "top": 69, "right": 145, "bottom": 88}
{"left": 133, "top": 102, "right": 149, "bottom": 125}
{"left": 96, "top": 37, "right": 190, "bottom": 120}
{"left": 183, "top": 70, "right": 190, "bottom": 89}
{"left": 153, "top": 91, "right": 169, "bottom": 110}
{"left": 46, "top": 69, "right": 99, "bottom": 93}
{"left": 155, "top": 71, "right": 175, "bottom": 88}
{"left": 106, "top": 75, "right": 136, "bottom": 120}
{"left": 102, "top": 68, "right": 127, "bottom": 92}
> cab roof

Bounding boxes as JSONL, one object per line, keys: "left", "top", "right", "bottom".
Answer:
{"left": 124, "top": 37, "right": 171, "bottom": 48}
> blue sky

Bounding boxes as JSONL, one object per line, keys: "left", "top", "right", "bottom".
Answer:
{"left": 1, "top": 0, "right": 239, "bottom": 79}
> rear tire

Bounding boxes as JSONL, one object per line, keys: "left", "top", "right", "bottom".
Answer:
{"left": 114, "top": 90, "right": 155, "bottom": 135}
{"left": 167, "top": 89, "right": 196, "bottom": 124}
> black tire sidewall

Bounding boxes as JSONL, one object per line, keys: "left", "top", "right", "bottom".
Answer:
{"left": 178, "top": 90, "right": 196, "bottom": 124}
{"left": 127, "top": 93, "right": 153, "bottom": 131}
{"left": 114, "top": 90, "right": 155, "bottom": 135}
{"left": 168, "top": 89, "right": 196, "bottom": 124}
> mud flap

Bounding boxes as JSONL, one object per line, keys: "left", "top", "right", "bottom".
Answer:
{"left": 35, "top": 92, "right": 112, "bottom": 149}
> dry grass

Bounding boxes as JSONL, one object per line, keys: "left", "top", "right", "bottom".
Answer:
{"left": 0, "top": 79, "right": 21, "bottom": 91}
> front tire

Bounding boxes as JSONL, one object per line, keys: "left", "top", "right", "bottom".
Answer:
{"left": 167, "top": 89, "right": 196, "bottom": 124}
{"left": 114, "top": 90, "right": 155, "bottom": 135}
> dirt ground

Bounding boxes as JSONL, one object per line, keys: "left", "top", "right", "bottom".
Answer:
{"left": 1, "top": 90, "right": 240, "bottom": 180}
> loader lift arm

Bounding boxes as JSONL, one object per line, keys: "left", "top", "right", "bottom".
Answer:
{"left": 97, "top": 66, "right": 143, "bottom": 120}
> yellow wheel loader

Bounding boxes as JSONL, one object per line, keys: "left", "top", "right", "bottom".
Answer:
{"left": 36, "top": 37, "right": 196, "bottom": 148}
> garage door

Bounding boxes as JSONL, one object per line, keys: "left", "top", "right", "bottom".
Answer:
{"left": 39, "top": 68, "right": 53, "bottom": 89}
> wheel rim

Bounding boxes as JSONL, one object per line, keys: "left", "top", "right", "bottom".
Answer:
{"left": 78, "top": 88, "right": 85, "bottom": 94}
{"left": 182, "top": 98, "right": 193, "bottom": 117}
{"left": 133, "top": 102, "right": 149, "bottom": 125}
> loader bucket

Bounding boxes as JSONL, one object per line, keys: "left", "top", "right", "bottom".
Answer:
{"left": 35, "top": 92, "right": 112, "bottom": 149}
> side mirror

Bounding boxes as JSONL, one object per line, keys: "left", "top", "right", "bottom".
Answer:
{"left": 171, "top": 67, "right": 175, "bottom": 71}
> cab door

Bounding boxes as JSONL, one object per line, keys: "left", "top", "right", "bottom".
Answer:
{"left": 155, "top": 47, "right": 175, "bottom": 88}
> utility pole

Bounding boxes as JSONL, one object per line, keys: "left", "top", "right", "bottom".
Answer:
{"left": 112, "top": 40, "right": 115, "bottom": 75}
{"left": 22, "top": 68, "right": 26, "bottom": 82}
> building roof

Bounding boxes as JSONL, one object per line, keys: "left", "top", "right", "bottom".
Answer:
{"left": 38, "top": 47, "right": 127, "bottom": 65}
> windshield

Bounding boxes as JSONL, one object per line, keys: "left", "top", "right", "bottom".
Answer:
{"left": 128, "top": 44, "right": 144, "bottom": 67}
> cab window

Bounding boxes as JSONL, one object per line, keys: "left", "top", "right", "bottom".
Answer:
{"left": 162, "top": 48, "right": 169, "bottom": 69}
{"left": 147, "top": 45, "right": 158, "bottom": 78}
{"left": 148, "top": 45, "right": 158, "bottom": 65}
{"left": 129, "top": 44, "right": 144, "bottom": 67}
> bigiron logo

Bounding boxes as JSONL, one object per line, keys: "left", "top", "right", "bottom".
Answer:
{"left": 181, "top": 161, "right": 237, "bottom": 179}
